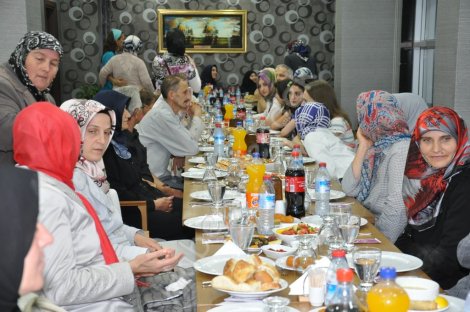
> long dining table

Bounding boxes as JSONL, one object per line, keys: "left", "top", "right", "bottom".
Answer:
{"left": 181, "top": 157, "right": 428, "bottom": 311}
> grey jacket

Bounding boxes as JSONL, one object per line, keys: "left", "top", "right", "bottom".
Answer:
{"left": 448, "top": 233, "right": 470, "bottom": 299}
{"left": 0, "top": 63, "right": 55, "bottom": 164}
{"left": 38, "top": 173, "right": 135, "bottom": 312}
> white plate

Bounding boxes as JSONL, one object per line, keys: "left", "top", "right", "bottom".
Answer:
{"left": 194, "top": 255, "right": 275, "bottom": 275}
{"left": 300, "top": 215, "right": 367, "bottom": 227}
{"left": 213, "top": 279, "right": 289, "bottom": 299}
{"left": 347, "top": 251, "right": 423, "bottom": 273}
{"left": 307, "top": 189, "right": 346, "bottom": 201}
{"left": 208, "top": 303, "right": 299, "bottom": 312}
{"left": 408, "top": 295, "right": 464, "bottom": 312}
{"left": 183, "top": 215, "right": 228, "bottom": 230}
{"left": 199, "top": 146, "right": 214, "bottom": 152}
{"left": 190, "top": 190, "right": 239, "bottom": 201}
{"left": 181, "top": 170, "right": 228, "bottom": 180}
{"left": 303, "top": 157, "right": 315, "bottom": 164}
{"left": 275, "top": 255, "right": 297, "bottom": 271}
{"left": 188, "top": 156, "right": 205, "bottom": 164}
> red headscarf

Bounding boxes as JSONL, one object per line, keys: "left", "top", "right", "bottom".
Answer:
{"left": 403, "top": 106, "right": 470, "bottom": 222}
{"left": 13, "top": 102, "right": 118, "bottom": 265}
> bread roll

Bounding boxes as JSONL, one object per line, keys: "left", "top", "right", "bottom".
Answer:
{"left": 257, "top": 263, "right": 280, "bottom": 281}
{"left": 253, "top": 270, "right": 273, "bottom": 283}
{"left": 212, "top": 275, "right": 257, "bottom": 292}
{"left": 232, "top": 260, "right": 256, "bottom": 283}
{"left": 223, "top": 258, "right": 236, "bottom": 278}
{"left": 409, "top": 300, "right": 438, "bottom": 311}
{"left": 260, "top": 281, "right": 281, "bottom": 291}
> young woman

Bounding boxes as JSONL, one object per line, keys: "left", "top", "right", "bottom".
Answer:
{"left": 100, "top": 28, "right": 126, "bottom": 90}
{"left": 341, "top": 91, "right": 410, "bottom": 242}
{"left": 396, "top": 107, "right": 470, "bottom": 290}
{"left": 295, "top": 102, "right": 355, "bottom": 180}
{"left": 240, "top": 70, "right": 258, "bottom": 95}
{"left": 278, "top": 78, "right": 308, "bottom": 138}
{"left": 304, "top": 80, "right": 355, "bottom": 148}
{"left": 200, "top": 64, "right": 218, "bottom": 89}
{"left": 256, "top": 68, "right": 282, "bottom": 125}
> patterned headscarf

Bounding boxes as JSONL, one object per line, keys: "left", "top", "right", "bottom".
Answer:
{"left": 8, "top": 31, "right": 63, "bottom": 101}
{"left": 356, "top": 90, "right": 410, "bottom": 202}
{"left": 287, "top": 39, "right": 310, "bottom": 58}
{"left": 60, "top": 99, "right": 116, "bottom": 194}
{"left": 294, "top": 67, "right": 314, "bottom": 80}
{"left": 258, "top": 68, "right": 276, "bottom": 100}
{"left": 403, "top": 107, "right": 470, "bottom": 227}
{"left": 122, "top": 35, "right": 142, "bottom": 54}
{"left": 295, "top": 102, "right": 331, "bottom": 140}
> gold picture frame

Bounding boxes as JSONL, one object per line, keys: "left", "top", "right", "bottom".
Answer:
{"left": 157, "top": 9, "right": 247, "bottom": 53}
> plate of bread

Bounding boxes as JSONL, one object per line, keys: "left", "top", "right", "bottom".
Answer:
{"left": 194, "top": 254, "right": 275, "bottom": 276}
{"left": 210, "top": 255, "right": 288, "bottom": 299}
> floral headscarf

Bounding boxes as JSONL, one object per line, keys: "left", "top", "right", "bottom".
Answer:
{"left": 356, "top": 90, "right": 410, "bottom": 202}
{"left": 295, "top": 102, "right": 331, "bottom": 140}
{"left": 8, "top": 31, "right": 63, "bottom": 101}
{"left": 60, "top": 99, "right": 116, "bottom": 193}
{"left": 403, "top": 107, "right": 470, "bottom": 228}
{"left": 258, "top": 68, "right": 276, "bottom": 100}
{"left": 122, "top": 35, "right": 142, "bottom": 54}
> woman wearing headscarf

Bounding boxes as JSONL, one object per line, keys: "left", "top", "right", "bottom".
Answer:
{"left": 152, "top": 28, "right": 201, "bottom": 93}
{"left": 199, "top": 64, "right": 218, "bottom": 89}
{"left": 396, "top": 107, "right": 470, "bottom": 290}
{"left": 342, "top": 91, "right": 411, "bottom": 242}
{"left": 393, "top": 92, "right": 428, "bottom": 132}
{"left": 100, "top": 28, "right": 126, "bottom": 90}
{"left": 0, "top": 31, "right": 63, "bottom": 164}
{"left": 296, "top": 102, "right": 355, "bottom": 180}
{"left": 255, "top": 68, "right": 282, "bottom": 125}
{"left": 92, "top": 90, "right": 195, "bottom": 241}
{"left": 284, "top": 39, "right": 317, "bottom": 77}
{"left": 240, "top": 70, "right": 258, "bottom": 95}
{"left": 0, "top": 165, "right": 61, "bottom": 312}
{"left": 13, "top": 102, "right": 181, "bottom": 311}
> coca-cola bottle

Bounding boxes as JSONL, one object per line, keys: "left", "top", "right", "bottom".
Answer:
{"left": 256, "top": 116, "right": 270, "bottom": 159}
{"left": 285, "top": 150, "right": 305, "bottom": 218}
{"left": 236, "top": 100, "right": 246, "bottom": 120}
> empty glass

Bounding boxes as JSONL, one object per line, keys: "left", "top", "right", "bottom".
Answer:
{"left": 202, "top": 152, "right": 218, "bottom": 182}
{"left": 318, "top": 215, "right": 343, "bottom": 257}
{"left": 330, "top": 202, "right": 353, "bottom": 226}
{"left": 229, "top": 219, "right": 254, "bottom": 251}
{"left": 352, "top": 247, "right": 382, "bottom": 291}
{"left": 305, "top": 166, "right": 317, "bottom": 190}
{"left": 338, "top": 214, "right": 360, "bottom": 251}
{"left": 263, "top": 296, "right": 290, "bottom": 312}
{"left": 207, "top": 180, "right": 225, "bottom": 208}
{"left": 226, "top": 158, "right": 241, "bottom": 188}
{"left": 293, "top": 235, "right": 317, "bottom": 272}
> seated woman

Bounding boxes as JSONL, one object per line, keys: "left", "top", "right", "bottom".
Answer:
{"left": 278, "top": 75, "right": 309, "bottom": 139}
{"left": 448, "top": 232, "right": 470, "bottom": 299}
{"left": 13, "top": 102, "right": 183, "bottom": 311}
{"left": 0, "top": 165, "right": 61, "bottom": 312}
{"left": 342, "top": 91, "right": 410, "bottom": 242}
{"left": 304, "top": 80, "right": 355, "bottom": 148}
{"left": 396, "top": 107, "right": 470, "bottom": 290}
{"left": 91, "top": 91, "right": 194, "bottom": 241}
{"left": 269, "top": 79, "right": 292, "bottom": 131}
{"left": 240, "top": 70, "right": 258, "bottom": 95}
{"left": 200, "top": 64, "right": 218, "bottom": 89}
{"left": 295, "top": 102, "right": 355, "bottom": 180}
{"left": 255, "top": 68, "right": 282, "bottom": 125}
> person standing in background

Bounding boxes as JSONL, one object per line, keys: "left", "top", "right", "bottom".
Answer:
{"left": 100, "top": 28, "right": 126, "bottom": 90}
{"left": 284, "top": 39, "right": 317, "bottom": 78}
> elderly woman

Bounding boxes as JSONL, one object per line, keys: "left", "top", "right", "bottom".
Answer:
{"left": 0, "top": 166, "right": 60, "bottom": 312}
{"left": 396, "top": 107, "right": 470, "bottom": 290}
{"left": 0, "top": 31, "right": 63, "bottom": 164}
{"left": 342, "top": 91, "right": 411, "bottom": 242}
{"left": 296, "top": 102, "right": 355, "bottom": 180}
{"left": 13, "top": 102, "right": 182, "bottom": 311}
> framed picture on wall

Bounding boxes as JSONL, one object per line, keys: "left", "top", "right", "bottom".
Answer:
{"left": 157, "top": 9, "right": 247, "bottom": 53}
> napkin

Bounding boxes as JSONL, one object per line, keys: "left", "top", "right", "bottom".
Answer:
{"left": 213, "top": 240, "right": 246, "bottom": 257}
{"left": 288, "top": 256, "right": 331, "bottom": 295}
{"left": 165, "top": 277, "right": 191, "bottom": 292}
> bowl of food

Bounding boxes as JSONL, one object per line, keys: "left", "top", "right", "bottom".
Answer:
{"left": 395, "top": 276, "right": 439, "bottom": 311}
{"left": 260, "top": 244, "right": 296, "bottom": 259}
{"left": 274, "top": 223, "right": 320, "bottom": 244}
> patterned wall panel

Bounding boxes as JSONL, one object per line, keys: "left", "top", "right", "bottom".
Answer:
{"left": 57, "top": 0, "right": 335, "bottom": 100}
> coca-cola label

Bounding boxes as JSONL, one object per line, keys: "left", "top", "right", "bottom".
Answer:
{"left": 256, "top": 132, "right": 270, "bottom": 144}
{"left": 285, "top": 176, "right": 305, "bottom": 192}
{"left": 246, "top": 192, "right": 259, "bottom": 209}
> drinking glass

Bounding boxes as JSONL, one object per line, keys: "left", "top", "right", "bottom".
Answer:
{"left": 202, "top": 152, "right": 218, "bottom": 182}
{"left": 226, "top": 158, "right": 241, "bottom": 188}
{"left": 352, "top": 247, "right": 382, "bottom": 291}
{"left": 200, "top": 129, "right": 211, "bottom": 146}
{"left": 339, "top": 214, "right": 360, "bottom": 251}
{"left": 305, "top": 166, "right": 317, "bottom": 190}
{"left": 330, "top": 202, "right": 352, "bottom": 227}
{"left": 229, "top": 220, "right": 254, "bottom": 251}
{"left": 263, "top": 296, "right": 290, "bottom": 312}
{"left": 207, "top": 180, "right": 226, "bottom": 208}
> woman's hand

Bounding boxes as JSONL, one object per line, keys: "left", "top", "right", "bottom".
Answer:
{"left": 356, "top": 128, "right": 373, "bottom": 150}
{"left": 154, "top": 196, "right": 174, "bottom": 212}
{"left": 129, "top": 248, "right": 183, "bottom": 275}
{"left": 351, "top": 128, "right": 374, "bottom": 179}
{"left": 134, "top": 233, "right": 161, "bottom": 251}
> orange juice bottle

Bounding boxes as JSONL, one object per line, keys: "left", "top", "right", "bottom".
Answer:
{"left": 246, "top": 152, "right": 265, "bottom": 212}
{"left": 224, "top": 103, "right": 234, "bottom": 121}
{"left": 367, "top": 267, "right": 410, "bottom": 312}
{"left": 232, "top": 121, "right": 247, "bottom": 157}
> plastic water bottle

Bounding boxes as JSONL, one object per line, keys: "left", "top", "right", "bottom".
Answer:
{"left": 245, "top": 111, "right": 254, "bottom": 133}
{"left": 236, "top": 86, "right": 241, "bottom": 104}
{"left": 325, "top": 249, "right": 349, "bottom": 306}
{"left": 326, "top": 268, "right": 359, "bottom": 312}
{"left": 257, "top": 174, "right": 275, "bottom": 235}
{"left": 315, "top": 162, "right": 331, "bottom": 217}
{"left": 367, "top": 267, "right": 410, "bottom": 312}
{"left": 213, "top": 122, "right": 225, "bottom": 157}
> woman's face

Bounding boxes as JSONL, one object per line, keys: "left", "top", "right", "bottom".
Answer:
{"left": 289, "top": 85, "right": 304, "bottom": 107}
{"left": 116, "top": 34, "right": 125, "bottom": 51}
{"left": 258, "top": 79, "right": 271, "bottom": 98}
{"left": 249, "top": 72, "right": 258, "bottom": 83}
{"left": 419, "top": 130, "right": 458, "bottom": 169}
{"left": 82, "top": 113, "right": 113, "bottom": 162}
{"left": 211, "top": 66, "right": 218, "bottom": 79}
{"left": 24, "top": 49, "right": 60, "bottom": 91}
{"left": 18, "top": 223, "right": 53, "bottom": 295}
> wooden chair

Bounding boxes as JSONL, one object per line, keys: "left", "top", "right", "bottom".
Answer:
{"left": 120, "top": 200, "right": 148, "bottom": 231}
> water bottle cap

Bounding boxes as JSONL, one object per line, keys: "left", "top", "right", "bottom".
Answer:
{"left": 253, "top": 152, "right": 260, "bottom": 158}
{"left": 319, "top": 162, "right": 327, "bottom": 167}
{"left": 293, "top": 144, "right": 301, "bottom": 148}
{"left": 263, "top": 174, "right": 272, "bottom": 180}
{"left": 379, "top": 267, "right": 397, "bottom": 279}
{"left": 260, "top": 116, "right": 266, "bottom": 120}
{"left": 336, "top": 268, "right": 353, "bottom": 282}
{"left": 291, "top": 151, "right": 300, "bottom": 157}
{"left": 236, "top": 121, "right": 242, "bottom": 127}
{"left": 215, "top": 123, "right": 222, "bottom": 128}
{"left": 331, "top": 249, "right": 346, "bottom": 258}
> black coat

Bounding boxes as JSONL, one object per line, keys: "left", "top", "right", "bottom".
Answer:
{"left": 396, "top": 167, "right": 470, "bottom": 289}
